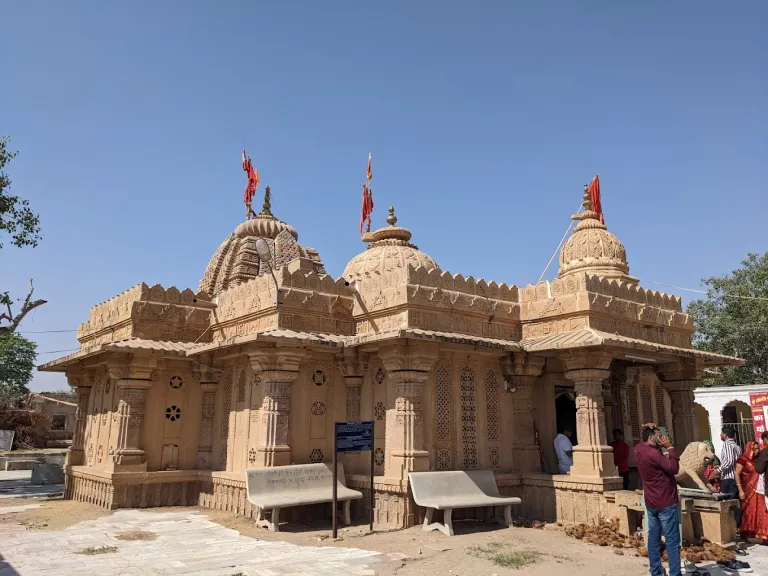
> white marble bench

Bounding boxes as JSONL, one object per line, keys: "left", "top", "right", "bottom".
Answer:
{"left": 245, "top": 463, "right": 362, "bottom": 532}
{"left": 409, "top": 470, "right": 522, "bottom": 536}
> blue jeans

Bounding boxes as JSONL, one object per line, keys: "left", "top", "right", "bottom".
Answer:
{"left": 647, "top": 503, "right": 681, "bottom": 576}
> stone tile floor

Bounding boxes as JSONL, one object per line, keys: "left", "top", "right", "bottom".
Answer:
{"left": 0, "top": 509, "right": 384, "bottom": 576}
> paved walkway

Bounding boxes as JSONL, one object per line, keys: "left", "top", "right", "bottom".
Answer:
{"left": 0, "top": 470, "right": 63, "bottom": 500}
{"left": 0, "top": 510, "right": 384, "bottom": 576}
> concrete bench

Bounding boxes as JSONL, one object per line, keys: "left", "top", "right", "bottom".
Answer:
{"left": 409, "top": 470, "right": 522, "bottom": 536}
{"left": 245, "top": 463, "right": 362, "bottom": 532}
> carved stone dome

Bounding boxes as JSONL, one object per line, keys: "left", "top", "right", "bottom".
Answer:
{"left": 199, "top": 193, "right": 325, "bottom": 298}
{"left": 342, "top": 206, "right": 439, "bottom": 282}
{"left": 558, "top": 187, "right": 637, "bottom": 283}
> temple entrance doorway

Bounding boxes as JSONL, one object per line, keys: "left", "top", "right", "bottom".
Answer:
{"left": 555, "top": 390, "right": 577, "bottom": 446}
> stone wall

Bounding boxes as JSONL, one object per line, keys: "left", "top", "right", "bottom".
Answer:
{"left": 521, "top": 272, "right": 693, "bottom": 348}
{"left": 77, "top": 283, "right": 213, "bottom": 348}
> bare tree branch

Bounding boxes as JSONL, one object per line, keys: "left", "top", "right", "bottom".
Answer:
{"left": 0, "top": 278, "right": 46, "bottom": 334}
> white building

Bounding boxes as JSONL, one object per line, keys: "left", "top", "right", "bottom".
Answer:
{"left": 694, "top": 384, "right": 768, "bottom": 456}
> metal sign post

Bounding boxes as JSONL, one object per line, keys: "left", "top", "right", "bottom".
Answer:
{"left": 333, "top": 420, "right": 374, "bottom": 539}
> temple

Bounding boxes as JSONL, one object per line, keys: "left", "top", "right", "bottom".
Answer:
{"left": 39, "top": 181, "right": 741, "bottom": 527}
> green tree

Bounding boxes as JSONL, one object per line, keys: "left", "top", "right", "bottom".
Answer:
{"left": 688, "top": 252, "right": 768, "bottom": 385}
{"left": 0, "top": 136, "right": 41, "bottom": 248}
{"left": 0, "top": 137, "right": 46, "bottom": 334}
{"left": 0, "top": 332, "right": 37, "bottom": 402}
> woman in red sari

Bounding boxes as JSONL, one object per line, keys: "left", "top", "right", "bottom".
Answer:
{"left": 736, "top": 441, "right": 768, "bottom": 543}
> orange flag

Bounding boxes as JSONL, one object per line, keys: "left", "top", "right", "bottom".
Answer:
{"left": 587, "top": 174, "right": 605, "bottom": 225}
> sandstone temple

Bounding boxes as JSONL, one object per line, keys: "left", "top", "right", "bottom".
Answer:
{"left": 40, "top": 183, "right": 741, "bottom": 527}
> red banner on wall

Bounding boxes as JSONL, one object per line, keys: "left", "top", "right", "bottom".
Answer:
{"left": 750, "top": 393, "right": 768, "bottom": 444}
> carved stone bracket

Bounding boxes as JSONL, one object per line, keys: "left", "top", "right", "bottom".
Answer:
{"left": 379, "top": 343, "right": 439, "bottom": 480}
{"left": 247, "top": 348, "right": 305, "bottom": 467}
{"left": 107, "top": 355, "right": 158, "bottom": 381}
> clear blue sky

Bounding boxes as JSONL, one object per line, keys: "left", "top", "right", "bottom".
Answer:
{"left": 2, "top": 2, "right": 765, "bottom": 392}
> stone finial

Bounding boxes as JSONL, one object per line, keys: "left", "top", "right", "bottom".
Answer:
{"left": 386, "top": 205, "right": 397, "bottom": 226}
{"left": 260, "top": 186, "right": 273, "bottom": 217}
{"left": 581, "top": 183, "right": 592, "bottom": 211}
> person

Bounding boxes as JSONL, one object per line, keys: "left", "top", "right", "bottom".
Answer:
{"left": 610, "top": 428, "right": 631, "bottom": 489}
{"left": 635, "top": 425, "right": 681, "bottom": 576}
{"left": 705, "top": 456, "right": 722, "bottom": 492}
{"left": 756, "top": 431, "right": 768, "bottom": 493}
{"left": 735, "top": 441, "right": 768, "bottom": 544}
{"left": 554, "top": 427, "right": 574, "bottom": 474}
{"left": 719, "top": 426, "right": 743, "bottom": 529}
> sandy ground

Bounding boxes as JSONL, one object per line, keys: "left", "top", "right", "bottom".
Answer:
{"left": 205, "top": 510, "right": 651, "bottom": 576}
{"left": 0, "top": 499, "right": 650, "bottom": 575}
{"left": 0, "top": 497, "right": 106, "bottom": 529}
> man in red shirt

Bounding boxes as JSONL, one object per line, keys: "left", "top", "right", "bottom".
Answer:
{"left": 610, "top": 428, "right": 631, "bottom": 490}
{"left": 635, "top": 425, "right": 680, "bottom": 576}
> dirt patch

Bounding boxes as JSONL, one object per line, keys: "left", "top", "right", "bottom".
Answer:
{"left": 0, "top": 498, "right": 108, "bottom": 530}
{"left": 114, "top": 530, "right": 157, "bottom": 541}
{"left": 77, "top": 545, "right": 118, "bottom": 555}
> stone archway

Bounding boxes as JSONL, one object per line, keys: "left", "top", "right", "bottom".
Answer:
{"left": 722, "top": 399, "right": 754, "bottom": 449}
{"left": 695, "top": 403, "right": 711, "bottom": 443}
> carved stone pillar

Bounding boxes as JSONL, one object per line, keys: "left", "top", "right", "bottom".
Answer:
{"left": 110, "top": 380, "right": 151, "bottom": 470}
{"left": 195, "top": 366, "right": 219, "bottom": 469}
{"left": 106, "top": 357, "right": 157, "bottom": 471}
{"left": 562, "top": 352, "right": 614, "bottom": 477}
{"left": 338, "top": 351, "right": 368, "bottom": 422}
{"left": 663, "top": 381, "right": 698, "bottom": 447}
{"left": 65, "top": 371, "right": 94, "bottom": 467}
{"left": 379, "top": 344, "right": 438, "bottom": 480}
{"left": 657, "top": 361, "right": 702, "bottom": 449}
{"left": 501, "top": 353, "right": 546, "bottom": 473}
{"left": 602, "top": 380, "right": 616, "bottom": 439}
{"left": 249, "top": 349, "right": 304, "bottom": 467}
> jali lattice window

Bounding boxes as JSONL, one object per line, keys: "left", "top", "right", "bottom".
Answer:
{"left": 310, "top": 448, "right": 324, "bottom": 463}
{"left": 460, "top": 366, "right": 478, "bottom": 469}
{"left": 311, "top": 401, "right": 326, "bottom": 416}
{"left": 169, "top": 376, "right": 183, "bottom": 389}
{"left": 654, "top": 386, "right": 667, "bottom": 427}
{"left": 219, "top": 369, "right": 233, "bottom": 469}
{"left": 436, "top": 448, "right": 451, "bottom": 471}
{"left": 237, "top": 370, "right": 247, "bottom": 403}
{"left": 484, "top": 369, "right": 500, "bottom": 441}
{"left": 313, "top": 370, "right": 326, "bottom": 386}
{"left": 374, "top": 367, "right": 385, "bottom": 386}
{"left": 627, "top": 382, "right": 640, "bottom": 441}
{"left": 488, "top": 446, "right": 501, "bottom": 469}
{"left": 641, "top": 382, "right": 653, "bottom": 427}
{"left": 165, "top": 405, "right": 181, "bottom": 422}
{"left": 436, "top": 364, "right": 451, "bottom": 441}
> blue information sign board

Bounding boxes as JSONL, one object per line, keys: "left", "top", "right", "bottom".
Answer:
{"left": 335, "top": 421, "right": 373, "bottom": 453}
